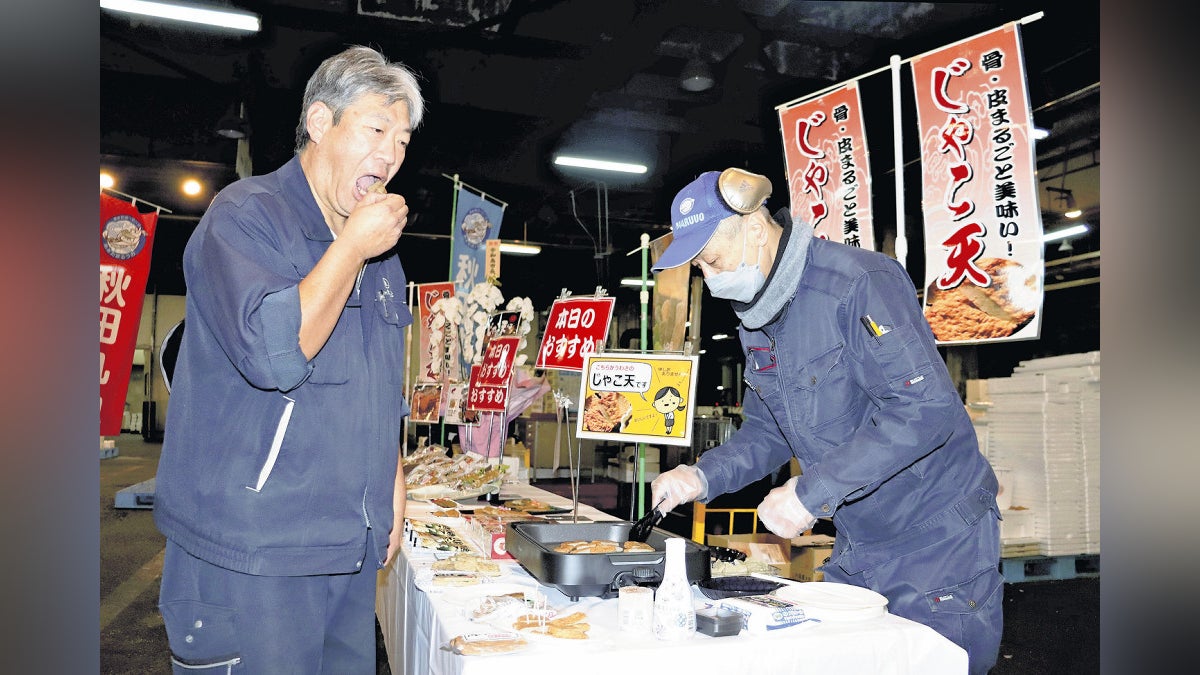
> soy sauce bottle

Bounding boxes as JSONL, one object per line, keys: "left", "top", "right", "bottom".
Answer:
{"left": 652, "top": 537, "right": 697, "bottom": 640}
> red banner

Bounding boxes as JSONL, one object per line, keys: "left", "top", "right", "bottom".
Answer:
{"left": 778, "top": 82, "right": 874, "bottom": 249}
{"left": 535, "top": 296, "right": 615, "bottom": 372}
{"left": 911, "top": 23, "right": 1044, "bottom": 344}
{"left": 100, "top": 192, "right": 159, "bottom": 436}
{"left": 414, "top": 281, "right": 455, "bottom": 382}
{"left": 466, "top": 335, "right": 520, "bottom": 412}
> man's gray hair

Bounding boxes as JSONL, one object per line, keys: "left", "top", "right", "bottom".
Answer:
{"left": 294, "top": 45, "right": 425, "bottom": 153}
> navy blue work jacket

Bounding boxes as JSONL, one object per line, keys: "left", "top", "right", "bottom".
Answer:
{"left": 154, "top": 157, "right": 412, "bottom": 576}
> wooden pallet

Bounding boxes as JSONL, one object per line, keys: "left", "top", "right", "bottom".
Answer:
{"left": 1000, "top": 553, "right": 1099, "bottom": 583}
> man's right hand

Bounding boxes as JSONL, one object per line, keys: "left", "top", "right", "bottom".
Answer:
{"left": 650, "top": 464, "right": 708, "bottom": 513}
{"left": 343, "top": 190, "right": 409, "bottom": 260}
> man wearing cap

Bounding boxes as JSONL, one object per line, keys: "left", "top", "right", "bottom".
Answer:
{"left": 650, "top": 168, "right": 1003, "bottom": 673}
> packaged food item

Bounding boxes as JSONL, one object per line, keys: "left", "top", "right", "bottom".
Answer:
{"left": 447, "top": 632, "right": 527, "bottom": 655}
{"left": 717, "top": 594, "right": 813, "bottom": 633}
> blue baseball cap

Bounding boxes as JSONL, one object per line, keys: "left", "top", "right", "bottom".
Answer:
{"left": 652, "top": 168, "right": 772, "bottom": 272}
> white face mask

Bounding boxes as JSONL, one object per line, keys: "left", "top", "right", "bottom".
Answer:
{"left": 704, "top": 227, "right": 765, "bottom": 302}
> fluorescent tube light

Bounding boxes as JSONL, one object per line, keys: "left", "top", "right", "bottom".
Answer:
{"left": 1042, "top": 224, "right": 1088, "bottom": 243}
{"left": 554, "top": 155, "right": 648, "bottom": 174}
{"left": 1064, "top": 209, "right": 1082, "bottom": 219}
{"left": 101, "top": 0, "right": 261, "bottom": 32}
{"left": 620, "top": 277, "right": 655, "bottom": 287}
{"left": 710, "top": 333, "right": 730, "bottom": 341}
{"left": 498, "top": 242, "right": 541, "bottom": 256}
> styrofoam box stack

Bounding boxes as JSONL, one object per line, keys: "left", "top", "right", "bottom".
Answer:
{"left": 983, "top": 351, "right": 1100, "bottom": 557}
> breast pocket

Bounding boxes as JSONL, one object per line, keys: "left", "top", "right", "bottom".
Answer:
{"left": 795, "top": 343, "right": 861, "bottom": 432}
{"left": 375, "top": 296, "right": 412, "bottom": 385}
{"left": 866, "top": 323, "right": 935, "bottom": 396}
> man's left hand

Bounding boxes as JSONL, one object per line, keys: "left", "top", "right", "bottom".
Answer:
{"left": 384, "top": 526, "right": 404, "bottom": 567}
{"left": 757, "top": 476, "right": 817, "bottom": 538}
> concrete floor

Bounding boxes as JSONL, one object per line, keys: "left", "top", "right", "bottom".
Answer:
{"left": 101, "top": 434, "right": 1098, "bottom": 674}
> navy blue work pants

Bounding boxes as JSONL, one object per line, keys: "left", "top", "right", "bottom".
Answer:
{"left": 158, "top": 539, "right": 377, "bottom": 674}
{"left": 824, "top": 512, "right": 1004, "bottom": 674}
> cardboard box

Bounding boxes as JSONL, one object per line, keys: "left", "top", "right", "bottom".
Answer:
{"left": 789, "top": 534, "right": 835, "bottom": 582}
{"left": 706, "top": 533, "right": 793, "bottom": 578}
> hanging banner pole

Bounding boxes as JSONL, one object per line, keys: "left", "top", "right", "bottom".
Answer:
{"left": 891, "top": 55, "right": 907, "bottom": 268}
{"left": 446, "top": 173, "right": 460, "bottom": 280}
{"left": 440, "top": 172, "right": 510, "bottom": 210}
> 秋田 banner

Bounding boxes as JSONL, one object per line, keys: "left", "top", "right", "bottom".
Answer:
{"left": 450, "top": 184, "right": 502, "bottom": 297}
{"left": 778, "top": 82, "right": 874, "bottom": 249}
{"left": 100, "top": 192, "right": 159, "bottom": 436}
{"left": 576, "top": 353, "right": 698, "bottom": 447}
{"left": 911, "top": 23, "right": 1044, "bottom": 344}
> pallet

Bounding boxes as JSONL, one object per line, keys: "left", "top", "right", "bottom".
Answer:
{"left": 115, "top": 477, "right": 156, "bottom": 510}
{"left": 1000, "top": 553, "right": 1099, "bottom": 583}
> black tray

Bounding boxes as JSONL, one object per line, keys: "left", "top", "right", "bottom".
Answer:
{"left": 505, "top": 521, "right": 710, "bottom": 601}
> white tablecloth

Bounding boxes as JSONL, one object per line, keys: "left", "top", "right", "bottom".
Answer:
{"left": 376, "top": 482, "right": 967, "bottom": 675}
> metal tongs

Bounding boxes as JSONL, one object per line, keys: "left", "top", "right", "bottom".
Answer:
{"left": 628, "top": 497, "right": 667, "bottom": 543}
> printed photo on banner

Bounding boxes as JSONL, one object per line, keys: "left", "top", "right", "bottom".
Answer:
{"left": 911, "top": 22, "right": 1044, "bottom": 345}
{"left": 443, "top": 381, "right": 478, "bottom": 426}
{"left": 409, "top": 382, "right": 444, "bottom": 424}
{"left": 777, "top": 82, "right": 874, "bottom": 250}
{"left": 576, "top": 353, "right": 698, "bottom": 447}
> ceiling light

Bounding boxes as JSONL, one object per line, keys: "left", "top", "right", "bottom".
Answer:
{"left": 1064, "top": 208, "right": 1082, "bottom": 219}
{"left": 679, "top": 58, "right": 715, "bottom": 92}
{"left": 100, "top": 172, "right": 115, "bottom": 190}
{"left": 554, "top": 155, "right": 648, "bottom": 174}
{"left": 216, "top": 103, "right": 250, "bottom": 139}
{"left": 1058, "top": 239, "right": 1074, "bottom": 253}
{"left": 498, "top": 241, "right": 541, "bottom": 256}
{"left": 100, "top": 0, "right": 261, "bottom": 32}
{"left": 1042, "top": 224, "right": 1088, "bottom": 243}
{"left": 620, "top": 277, "right": 655, "bottom": 287}
{"left": 711, "top": 333, "right": 730, "bottom": 341}
{"left": 698, "top": 349, "right": 707, "bottom": 355}
{"left": 182, "top": 179, "right": 202, "bottom": 196}
{"left": 1032, "top": 127, "right": 1049, "bottom": 141}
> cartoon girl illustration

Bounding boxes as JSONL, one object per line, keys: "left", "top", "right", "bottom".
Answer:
{"left": 652, "top": 386, "right": 686, "bottom": 435}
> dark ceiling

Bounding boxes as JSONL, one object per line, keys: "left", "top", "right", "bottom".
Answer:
{"left": 100, "top": 0, "right": 1099, "bottom": 319}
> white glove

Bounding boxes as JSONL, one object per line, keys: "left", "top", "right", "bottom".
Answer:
{"left": 651, "top": 464, "right": 708, "bottom": 513}
{"left": 757, "top": 476, "right": 817, "bottom": 538}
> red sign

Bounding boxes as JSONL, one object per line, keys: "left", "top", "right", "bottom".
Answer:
{"left": 911, "top": 23, "right": 1044, "bottom": 344}
{"left": 466, "top": 335, "right": 520, "bottom": 412}
{"left": 535, "top": 296, "right": 615, "bottom": 372}
{"left": 100, "top": 192, "right": 159, "bottom": 436}
{"left": 415, "top": 282, "right": 455, "bottom": 382}
{"left": 778, "top": 82, "right": 874, "bottom": 249}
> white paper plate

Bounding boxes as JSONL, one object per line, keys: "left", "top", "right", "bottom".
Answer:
{"left": 773, "top": 582, "right": 889, "bottom": 621}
